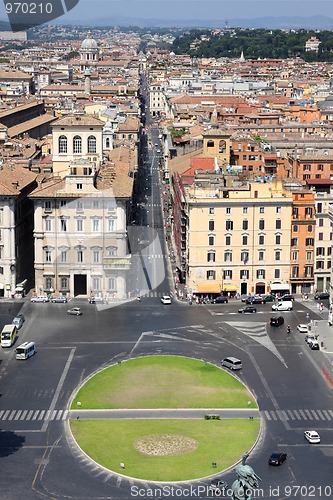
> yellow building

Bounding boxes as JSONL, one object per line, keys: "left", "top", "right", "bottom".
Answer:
{"left": 186, "top": 178, "right": 293, "bottom": 296}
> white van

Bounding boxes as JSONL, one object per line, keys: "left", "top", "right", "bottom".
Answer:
{"left": 15, "top": 341, "right": 36, "bottom": 360}
{"left": 221, "top": 357, "right": 242, "bottom": 370}
{"left": 272, "top": 301, "right": 293, "bottom": 311}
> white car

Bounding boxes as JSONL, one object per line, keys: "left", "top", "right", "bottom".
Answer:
{"left": 297, "top": 324, "right": 309, "bottom": 334}
{"left": 161, "top": 295, "right": 172, "bottom": 305}
{"left": 305, "top": 334, "right": 317, "bottom": 345}
{"left": 30, "top": 295, "right": 49, "bottom": 303}
{"left": 304, "top": 430, "right": 320, "bottom": 444}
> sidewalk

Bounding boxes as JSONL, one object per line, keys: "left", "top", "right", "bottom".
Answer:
{"left": 297, "top": 296, "right": 333, "bottom": 388}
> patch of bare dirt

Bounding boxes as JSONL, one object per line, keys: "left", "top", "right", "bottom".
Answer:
{"left": 135, "top": 434, "right": 198, "bottom": 456}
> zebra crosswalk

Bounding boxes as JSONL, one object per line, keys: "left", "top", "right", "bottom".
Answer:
{"left": 1, "top": 407, "right": 332, "bottom": 423}
{"left": 263, "top": 409, "right": 333, "bottom": 422}
{"left": 0, "top": 409, "right": 68, "bottom": 422}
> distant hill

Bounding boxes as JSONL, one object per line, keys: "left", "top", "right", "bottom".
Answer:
{"left": 0, "top": 20, "right": 13, "bottom": 31}
{"left": 54, "top": 15, "right": 333, "bottom": 30}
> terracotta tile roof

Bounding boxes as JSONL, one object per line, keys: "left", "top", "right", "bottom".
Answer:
{"left": 52, "top": 114, "right": 104, "bottom": 127}
{"left": 8, "top": 113, "right": 57, "bottom": 138}
{"left": 0, "top": 100, "right": 41, "bottom": 120}
{"left": 0, "top": 69, "right": 32, "bottom": 80}
{"left": 0, "top": 164, "right": 36, "bottom": 196}
{"left": 29, "top": 176, "right": 65, "bottom": 198}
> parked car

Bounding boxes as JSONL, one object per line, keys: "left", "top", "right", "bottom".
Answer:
{"left": 161, "top": 295, "right": 172, "bottom": 305}
{"left": 12, "top": 314, "right": 25, "bottom": 329}
{"left": 238, "top": 306, "right": 257, "bottom": 314}
{"left": 67, "top": 307, "right": 82, "bottom": 316}
{"left": 212, "top": 296, "right": 228, "bottom": 304}
{"left": 315, "top": 292, "right": 330, "bottom": 300}
{"left": 268, "top": 452, "right": 287, "bottom": 465}
{"left": 263, "top": 294, "right": 275, "bottom": 303}
{"left": 208, "top": 479, "right": 228, "bottom": 494}
{"left": 305, "top": 334, "right": 317, "bottom": 345}
{"left": 242, "top": 295, "right": 253, "bottom": 302}
{"left": 51, "top": 296, "right": 68, "bottom": 303}
{"left": 304, "top": 430, "right": 320, "bottom": 444}
{"left": 281, "top": 294, "right": 295, "bottom": 301}
{"left": 30, "top": 295, "right": 49, "bottom": 303}
{"left": 88, "top": 296, "right": 104, "bottom": 304}
{"left": 297, "top": 324, "right": 309, "bottom": 334}
{"left": 270, "top": 316, "right": 284, "bottom": 327}
{"left": 246, "top": 296, "right": 264, "bottom": 304}
{"left": 310, "top": 341, "right": 320, "bottom": 350}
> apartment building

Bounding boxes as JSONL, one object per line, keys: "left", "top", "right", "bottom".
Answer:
{"left": 149, "top": 81, "right": 165, "bottom": 117}
{"left": 307, "top": 179, "right": 333, "bottom": 293}
{"left": 183, "top": 178, "right": 292, "bottom": 297}
{"left": 0, "top": 165, "right": 37, "bottom": 297}
{"left": 29, "top": 159, "right": 133, "bottom": 299}
{"left": 290, "top": 190, "right": 315, "bottom": 294}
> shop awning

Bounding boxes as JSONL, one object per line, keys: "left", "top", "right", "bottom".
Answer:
{"left": 197, "top": 284, "right": 221, "bottom": 294}
{"left": 269, "top": 282, "right": 290, "bottom": 292}
{"left": 223, "top": 284, "right": 238, "bottom": 292}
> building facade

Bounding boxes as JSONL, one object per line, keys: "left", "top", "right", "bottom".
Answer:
{"left": 29, "top": 163, "right": 132, "bottom": 299}
{"left": 185, "top": 179, "right": 292, "bottom": 297}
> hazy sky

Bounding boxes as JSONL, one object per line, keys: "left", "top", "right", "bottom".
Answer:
{"left": 1, "top": 0, "right": 333, "bottom": 25}
{"left": 63, "top": 0, "right": 333, "bottom": 22}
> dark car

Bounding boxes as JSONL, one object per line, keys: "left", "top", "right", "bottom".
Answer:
{"left": 315, "top": 292, "right": 330, "bottom": 300}
{"left": 238, "top": 306, "right": 257, "bottom": 314}
{"left": 270, "top": 316, "right": 284, "bottom": 327}
{"left": 51, "top": 296, "right": 68, "bottom": 303}
{"left": 208, "top": 479, "right": 228, "bottom": 493}
{"left": 242, "top": 295, "right": 253, "bottom": 303}
{"left": 268, "top": 452, "right": 287, "bottom": 465}
{"left": 281, "top": 294, "right": 295, "bottom": 301}
{"left": 212, "top": 296, "right": 228, "bottom": 304}
{"left": 246, "top": 296, "right": 264, "bottom": 304}
{"left": 88, "top": 296, "right": 104, "bottom": 304}
{"left": 263, "top": 294, "right": 275, "bottom": 303}
{"left": 310, "top": 341, "right": 320, "bottom": 350}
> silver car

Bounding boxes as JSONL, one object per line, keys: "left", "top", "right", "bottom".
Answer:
{"left": 12, "top": 314, "right": 25, "bottom": 329}
{"left": 31, "top": 295, "right": 49, "bottom": 303}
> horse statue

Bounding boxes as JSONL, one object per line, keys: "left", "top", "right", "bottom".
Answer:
{"left": 231, "top": 451, "right": 261, "bottom": 500}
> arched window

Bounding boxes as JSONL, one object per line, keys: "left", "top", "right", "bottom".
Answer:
{"left": 207, "top": 140, "right": 214, "bottom": 148}
{"left": 73, "top": 135, "right": 82, "bottom": 154}
{"left": 219, "top": 140, "right": 226, "bottom": 153}
{"left": 88, "top": 135, "right": 96, "bottom": 154}
{"left": 58, "top": 135, "right": 67, "bottom": 154}
{"left": 105, "top": 138, "right": 110, "bottom": 148}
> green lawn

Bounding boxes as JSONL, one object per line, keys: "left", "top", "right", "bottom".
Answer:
{"left": 70, "top": 418, "right": 260, "bottom": 481}
{"left": 71, "top": 356, "right": 256, "bottom": 409}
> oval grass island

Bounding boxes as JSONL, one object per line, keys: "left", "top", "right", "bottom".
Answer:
{"left": 70, "top": 355, "right": 260, "bottom": 482}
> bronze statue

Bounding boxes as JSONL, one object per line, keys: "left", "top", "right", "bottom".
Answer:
{"left": 231, "top": 451, "right": 261, "bottom": 500}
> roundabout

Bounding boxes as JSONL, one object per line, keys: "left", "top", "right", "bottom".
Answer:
{"left": 69, "top": 355, "right": 261, "bottom": 482}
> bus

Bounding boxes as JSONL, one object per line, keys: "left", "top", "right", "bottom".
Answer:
{"left": 15, "top": 342, "right": 36, "bottom": 360}
{"left": 1, "top": 324, "right": 17, "bottom": 347}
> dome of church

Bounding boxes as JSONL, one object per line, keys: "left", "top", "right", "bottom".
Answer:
{"left": 81, "top": 32, "right": 98, "bottom": 50}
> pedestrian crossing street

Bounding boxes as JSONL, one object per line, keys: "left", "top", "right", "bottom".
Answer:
{"left": 0, "top": 409, "right": 68, "bottom": 422}
{"left": 264, "top": 409, "right": 333, "bottom": 422}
